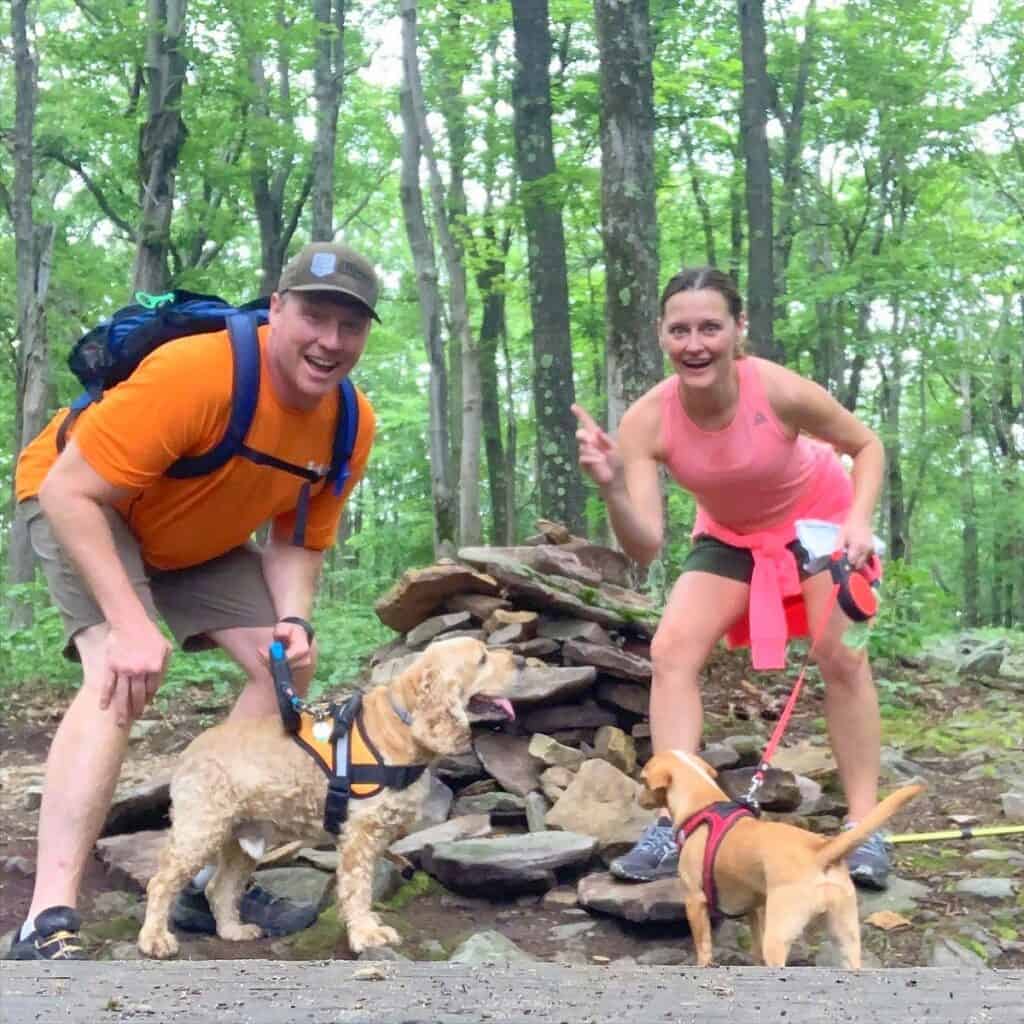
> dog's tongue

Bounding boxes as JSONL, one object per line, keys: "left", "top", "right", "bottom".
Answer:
{"left": 494, "top": 698, "right": 515, "bottom": 720}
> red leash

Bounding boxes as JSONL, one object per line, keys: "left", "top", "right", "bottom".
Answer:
{"left": 739, "top": 565, "right": 850, "bottom": 813}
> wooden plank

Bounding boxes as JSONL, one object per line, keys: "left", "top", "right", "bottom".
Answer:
{"left": 3, "top": 961, "right": 1022, "bottom": 1024}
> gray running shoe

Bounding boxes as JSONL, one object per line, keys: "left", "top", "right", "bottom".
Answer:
{"left": 172, "top": 882, "right": 320, "bottom": 937}
{"left": 610, "top": 817, "right": 679, "bottom": 882}
{"left": 846, "top": 829, "right": 890, "bottom": 890}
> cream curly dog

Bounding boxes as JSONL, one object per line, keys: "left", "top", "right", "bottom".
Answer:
{"left": 138, "top": 636, "right": 522, "bottom": 958}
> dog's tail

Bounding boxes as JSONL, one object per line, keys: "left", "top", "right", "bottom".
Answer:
{"left": 815, "top": 784, "right": 925, "bottom": 869}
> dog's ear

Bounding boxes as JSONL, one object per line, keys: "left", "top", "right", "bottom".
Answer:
{"left": 638, "top": 784, "right": 664, "bottom": 810}
{"left": 409, "top": 664, "right": 471, "bottom": 756}
{"left": 639, "top": 755, "right": 673, "bottom": 809}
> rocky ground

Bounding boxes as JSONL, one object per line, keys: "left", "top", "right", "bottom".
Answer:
{"left": 2, "top": 639, "right": 1023, "bottom": 970}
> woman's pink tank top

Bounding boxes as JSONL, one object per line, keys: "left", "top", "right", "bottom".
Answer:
{"left": 659, "top": 358, "right": 830, "bottom": 533}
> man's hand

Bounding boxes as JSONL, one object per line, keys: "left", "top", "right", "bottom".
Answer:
{"left": 571, "top": 404, "right": 623, "bottom": 491}
{"left": 101, "top": 619, "right": 172, "bottom": 727}
{"left": 270, "top": 618, "right": 317, "bottom": 671}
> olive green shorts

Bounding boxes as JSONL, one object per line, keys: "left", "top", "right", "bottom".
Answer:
{"left": 681, "top": 533, "right": 814, "bottom": 583}
{"left": 21, "top": 498, "right": 277, "bottom": 660}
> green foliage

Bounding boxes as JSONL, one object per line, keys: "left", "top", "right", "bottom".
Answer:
{"left": 866, "top": 560, "right": 957, "bottom": 660}
{"left": 374, "top": 870, "right": 439, "bottom": 911}
{"left": 0, "top": 582, "right": 79, "bottom": 689}
{"left": 3, "top": 0, "right": 1022, "bottom": 709}
{"left": 312, "top": 597, "right": 394, "bottom": 697}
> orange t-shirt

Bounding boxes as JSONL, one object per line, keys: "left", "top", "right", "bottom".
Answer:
{"left": 15, "top": 325, "right": 375, "bottom": 570}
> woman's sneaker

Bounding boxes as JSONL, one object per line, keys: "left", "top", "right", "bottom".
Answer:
{"left": 7, "top": 906, "right": 86, "bottom": 960}
{"left": 845, "top": 828, "right": 891, "bottom": 890}
{"left": 610, "top": 817, "right": 679, "bottom": 882}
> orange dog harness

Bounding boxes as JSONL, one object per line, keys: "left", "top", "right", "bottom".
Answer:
{"left": 277, "top": 685, "right": 426, "bottom": 834}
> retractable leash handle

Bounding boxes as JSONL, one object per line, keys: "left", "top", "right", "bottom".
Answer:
{"left": 828, "top": 551, "right": 880, "bottom": 623}
{"left": 270, "top": 640, "right": 302, "bottom": 733}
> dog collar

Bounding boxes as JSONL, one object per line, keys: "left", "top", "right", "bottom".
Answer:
{"left": 389, "top": 694, "right": 414, "bottom": 726}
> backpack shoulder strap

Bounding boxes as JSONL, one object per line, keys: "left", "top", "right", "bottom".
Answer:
{"left": 327, "top": 377, "right": 360, "bottom": 496}
{"left": 165, "top": 311, "right": 263, "bottom": 480}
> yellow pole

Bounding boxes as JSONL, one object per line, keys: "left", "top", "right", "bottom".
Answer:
{"left": 887, "top": 825, "right": 1024, "bottom": 845}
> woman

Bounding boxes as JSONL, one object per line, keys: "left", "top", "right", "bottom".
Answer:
{"left": 572, "top": 267, "right": 890, "bottom": 889}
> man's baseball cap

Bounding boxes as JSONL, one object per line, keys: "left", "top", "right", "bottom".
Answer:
{"left": 278, "top": 242, "right": 381, "bottom": 322}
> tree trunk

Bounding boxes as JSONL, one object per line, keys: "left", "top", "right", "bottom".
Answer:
{"left": 958, "top": 366, "right": 979, "bottom": 627}
{"left": 510, "top": 0, "right": 584, "bottom": 532}
{"left": 400, "top": 0, "right": 481, "bottom": 545}
{"left": 594, "top": 0, "right": 661, "bottom": 431}
{"left": 680, "top": 117, "right": 716, "bottom": 267}
{"left": 737, "top": 0, "right": 781, "bottom": 361}
{"left": 133, "top": 0, "right": 189, "bottom": 294}
{"left": 311, "top": 0, "right": 347, "bottom": 242}
{"left": 245, "top": 8, "right": 313, "bottom": 294}
{"left": 397, "top": 19, "right": 456, "bottom": 555}
{"left": 772, "top": 0, "right": 816, "bottom": 305}
{"left": 878, "top": 331, "right": 905, "bottom": 562}
{"left": 8, "top": 0, "right": 54, "bottom": 626}
{"left": 729, "top": 147, "right": 744, "bottom": 287}
{"left": 477, "top": 222, "right": 513, "bottom": 544}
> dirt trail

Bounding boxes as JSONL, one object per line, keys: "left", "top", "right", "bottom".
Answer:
{"left": 2, "top": 653, "right": 1022, "bottom": 968}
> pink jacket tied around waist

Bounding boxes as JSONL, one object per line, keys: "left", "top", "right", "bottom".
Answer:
{"left": 694, "top": 455, "right": 882, "bottom": 669}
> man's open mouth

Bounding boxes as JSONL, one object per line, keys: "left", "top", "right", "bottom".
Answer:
{"left": 306, "top": 354, "right": 339, "bottom": 373}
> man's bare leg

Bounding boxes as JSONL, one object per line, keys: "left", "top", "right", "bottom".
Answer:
{"left": 25, "top": 624, "right": 130, "bottom": 922}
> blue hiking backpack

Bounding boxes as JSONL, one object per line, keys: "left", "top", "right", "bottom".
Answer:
{"left": 59, "top": 290, "right": 360, "bottom": 538}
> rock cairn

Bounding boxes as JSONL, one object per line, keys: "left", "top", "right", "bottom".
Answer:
{"left": 365, "top": 521, "right": 830, "bottom": 919}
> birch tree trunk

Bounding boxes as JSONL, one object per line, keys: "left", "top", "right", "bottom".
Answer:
{"left": 398, "top": 14, "right": 456, "bottom": 554}
{"left": 594, "top": 0, "right": 661, "bottom": 431}
{"left": 311, "top": 0, "right": 346, "bottom": 242}
{"left": 133, "top": 0, "right": 188, "bottom": 294}
{"left": 510, "top": 0, "right": 584, "bottom": 532}
{"left": 400, "top": 0, "right": 481, "bottom": 545}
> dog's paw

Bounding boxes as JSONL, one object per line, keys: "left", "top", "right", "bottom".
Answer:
{"left": 348, "top": 920, "right": 401, "bottom": 954}
{"left": 138, "top": 927, "right": 179, "bottom": 960}
{"left": 217, "top": 922, "right": 263, "bottom": 943}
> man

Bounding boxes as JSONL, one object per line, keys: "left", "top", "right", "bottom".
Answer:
{"left": 8, "top": 242, "right": 380, "bottom": 960}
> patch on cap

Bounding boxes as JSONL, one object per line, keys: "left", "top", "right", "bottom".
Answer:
{"left": 310, "top": 252, "right": 337, "bottom": 277}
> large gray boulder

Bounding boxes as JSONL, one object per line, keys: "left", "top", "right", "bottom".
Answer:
{"left": 420, "top": 831, "right": 598, "bottom": 894}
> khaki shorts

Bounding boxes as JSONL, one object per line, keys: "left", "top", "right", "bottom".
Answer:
{"left": 22, "top": 498, "right": 277, "bottom": 660}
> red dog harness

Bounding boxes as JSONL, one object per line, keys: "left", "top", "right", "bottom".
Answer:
{"left": 676, "top": 801, "right": 755, "bottom": 918}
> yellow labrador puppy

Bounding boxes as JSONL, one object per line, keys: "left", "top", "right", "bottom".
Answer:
{"left": 641, "top": 750, "right": 923, "bottom": 968}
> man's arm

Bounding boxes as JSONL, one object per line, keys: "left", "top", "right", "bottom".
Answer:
{"left": 261, "top": 540, "right": 326, "bottom": 668}
{"left": 38, "top": 439, "right": 172, "bottom": 724}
